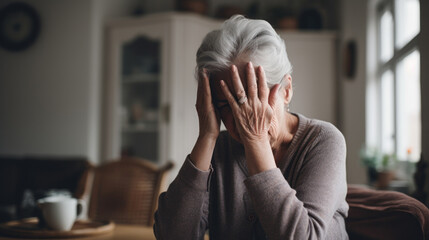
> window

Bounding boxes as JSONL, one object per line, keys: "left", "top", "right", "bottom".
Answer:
{"left": 374, "top": 0, "right": 421, "bottom": 161}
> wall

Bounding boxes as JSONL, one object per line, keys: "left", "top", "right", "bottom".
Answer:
{"left": 0, "top": 0, "right": 93, "bottom": 158}
{"left": 0, "top": 0, "right": 139, "bottom": 163}
{"left": 339, "top": 0, "right": 367, "bottom": 184}
{"left": 280, "top": 32, "right": 337, "bottom": 125}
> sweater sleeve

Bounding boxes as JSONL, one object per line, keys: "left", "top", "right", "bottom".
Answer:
{"left": 244, "top": 125, "right": 348, "bottom": 240}
{"left": 154, "top": 155, "right": 212, "bottom": 240}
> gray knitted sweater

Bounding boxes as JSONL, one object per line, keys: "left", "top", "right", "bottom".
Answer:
{"left": 154, "top": 114, "right": 349, "bottom": 239}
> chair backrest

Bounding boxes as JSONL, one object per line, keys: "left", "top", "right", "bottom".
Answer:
{"left": 88, "top": 157, "right": 173, "bottom": 226}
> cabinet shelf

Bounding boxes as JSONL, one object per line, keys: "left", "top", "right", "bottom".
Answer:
{"left": 122, "top": 73, "right": 159, "bottom": 84}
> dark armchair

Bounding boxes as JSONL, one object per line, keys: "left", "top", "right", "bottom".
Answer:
{"left": 346, "top": 185, "right": 429, "bottom": 240}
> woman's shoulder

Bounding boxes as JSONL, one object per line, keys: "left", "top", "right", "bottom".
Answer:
{"left": 293, "top": 114, "right": 347, "bottom": 168}
{"left": 295, "top": 113, "right": 346, "bottom": 148}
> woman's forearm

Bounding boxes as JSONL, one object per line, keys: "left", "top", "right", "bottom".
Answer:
{"left": 154, "top": 158, "right": 211, "bottom": 239}
{"left": 190, "top": 135, "right": 217, "bottom": 171}
{"left": 244, "top": 139, "right": 277, "bottom": 175}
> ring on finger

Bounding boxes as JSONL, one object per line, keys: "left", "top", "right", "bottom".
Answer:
{"left": 238, "top": 96, "right": 247, "bottom": 105}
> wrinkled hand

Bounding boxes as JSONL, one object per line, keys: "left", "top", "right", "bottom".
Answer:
{"left": 220, "top": 62, "right": 280, "bottom": 145}
{"left": 196, "top": 69, "right": 221, "bottom": 140}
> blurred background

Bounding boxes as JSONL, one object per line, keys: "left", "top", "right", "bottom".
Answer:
{"left": 0, "top": 0, "right": 428, "bottom": 221}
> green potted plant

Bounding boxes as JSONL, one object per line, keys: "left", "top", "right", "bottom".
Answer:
{"left": 360, "top": 145, "right": 397, "bottom": 189}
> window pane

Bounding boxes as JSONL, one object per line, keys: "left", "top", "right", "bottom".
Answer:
{"left": 380, "top": 10, "right": 394, "bottom": 62}
{"left": 396, "top": 50, "right": 421, "bottom": 161}
{"left": 381, "top": 70, "right": 395, "bottom": 154}
{"left": 395, "top": 0, "right": 420, "bottom": 48}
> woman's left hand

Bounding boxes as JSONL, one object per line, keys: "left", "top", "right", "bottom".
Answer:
{"left": 220, "top": 62, "right": 280, "bottom": 146}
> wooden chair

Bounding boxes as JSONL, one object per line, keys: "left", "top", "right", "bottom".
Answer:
{"left": 88, "top": 157, "right": 173, "bottom": 226}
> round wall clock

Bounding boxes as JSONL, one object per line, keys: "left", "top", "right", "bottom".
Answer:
{"left": 0, "top": 2, "right": 41, "bottom": 52}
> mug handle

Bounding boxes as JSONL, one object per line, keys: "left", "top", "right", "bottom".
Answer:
{"left": 76, "top": 199, "right": 87, "bottom": 220}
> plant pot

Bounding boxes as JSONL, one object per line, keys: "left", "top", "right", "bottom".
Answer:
{"left": 376, "top": 171, "right": 395, "bottom": 189}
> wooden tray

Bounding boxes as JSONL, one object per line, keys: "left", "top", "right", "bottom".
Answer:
{"left": 0, "top": 218, "right": 114, "bottom": 239}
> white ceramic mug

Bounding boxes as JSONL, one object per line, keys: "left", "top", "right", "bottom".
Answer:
{"left": 37, "top": 196, "right": 85, "bottom": 231}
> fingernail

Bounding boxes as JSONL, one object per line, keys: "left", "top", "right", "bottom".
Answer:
{"left": 220, "top": 80, "right": 225, "bottom": 86}
{"left": 231, "top": 65, "right": 236, "bottom": 72}
{"left": 248, "top": 62, "right": 253, "bottom": 68}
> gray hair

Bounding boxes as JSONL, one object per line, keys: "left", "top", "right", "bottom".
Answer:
{"left": 196, "top": 15, "right": 292, "bottom": 88}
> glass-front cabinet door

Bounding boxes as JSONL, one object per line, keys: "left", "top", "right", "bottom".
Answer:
{"left": 120, "top": 36, "right": 160, "bottom": 161}
{"left": 103, "top": 21, "right": 168, "bottom": 164}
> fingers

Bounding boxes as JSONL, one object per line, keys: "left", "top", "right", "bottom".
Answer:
{"left": 246, "top": 62, "right": 257, "bottom": 100}
{"left": 230, "top": 65, "right": 246, "bottom": 101}
{"left": 220, "top": 64, "right": 270, "bottom": 109}
{"left": 201, "top": 69, "right": 211, "bottom": 100}
{"left": 196, "top": 68, "right": 214, "bottom": 111}
{"left": 197, "top": 69, "right": 211, "bottom": 102}
{"left": 196, "top": 70, "right": 203, "bottom": 105}
{"left": 220, "top": 80, "right": 239, "bottom": 110}
{"left": 256, "top": 66, "right": 269, "bottom": 102}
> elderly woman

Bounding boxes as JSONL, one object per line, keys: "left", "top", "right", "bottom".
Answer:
{"left": 154, "top": 15, "right": 348, "bottom": 239}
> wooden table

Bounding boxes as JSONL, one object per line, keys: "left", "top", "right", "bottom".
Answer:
{"left": 0, "top": 224, "right": 156, "bottom": 240}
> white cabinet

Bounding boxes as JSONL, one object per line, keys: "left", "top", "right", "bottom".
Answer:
{"left": 278, "top": 31, "right": 338, "bottom": 125}
{"left": 101, "top": 13, "right": 220, "bottom": 177}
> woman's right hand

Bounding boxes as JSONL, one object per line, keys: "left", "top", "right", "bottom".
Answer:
{"left": 190, "top": 69, "right": 220, "bottom": 171}
{"left": 195, "top": 69, "right": 220, "bottom": 140}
